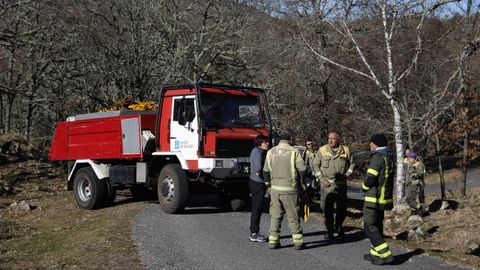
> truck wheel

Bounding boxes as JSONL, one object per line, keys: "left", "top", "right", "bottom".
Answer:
{"left": 157, "top": 164, "right": 189, "bottom": 214}
{"left": 73, "top": 167, "right": 106, "bottom": 209}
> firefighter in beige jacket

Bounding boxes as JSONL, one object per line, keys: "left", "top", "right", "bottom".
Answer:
{"left": 263, "top": 130, "right": 306, "bottom": 250}
{"left": 313, "top": 130, "right": 355, "bottom": 239}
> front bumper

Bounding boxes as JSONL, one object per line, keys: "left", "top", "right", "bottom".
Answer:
{"left": 198, "top": 157, "right": 250, "bottom": 179}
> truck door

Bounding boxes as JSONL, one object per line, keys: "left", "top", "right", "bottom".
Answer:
{"left": 170, "top": 95, "right": 198, "bottom": 160}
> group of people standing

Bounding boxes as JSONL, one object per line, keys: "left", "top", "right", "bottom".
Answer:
{"left": 247, "top": 130, "right": 403, "bottom": 266}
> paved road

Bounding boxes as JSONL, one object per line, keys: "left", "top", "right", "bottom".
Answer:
{"left": 132, "top": 195, "right": 465, "bottom": 270}
{"left": 348, "top": 166, "right": 480, "bottom": 201}
{"left": 424, "top": 166, "right": 480, "bottom": 195}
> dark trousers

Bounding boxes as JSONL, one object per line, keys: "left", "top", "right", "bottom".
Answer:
{"left": 323, "top": 186, "right": 347, "bottom": 233}
{"left": 406, "top": 184, "right": 425, "bottom": 210}
{"left": 249, "top": 179, "right": 266, "bottom": 234}
{"left": 363, "top": 205, "right": 392, "bottom": 258}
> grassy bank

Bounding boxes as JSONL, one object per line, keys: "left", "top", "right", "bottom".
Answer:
{"left": 0, "top": 175, "right": 148, "bottom": 270}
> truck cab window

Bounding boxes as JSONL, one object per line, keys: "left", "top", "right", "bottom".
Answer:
{"left": 200, "top": 91, "right": 263, "bottom": 128}
{"left": 173, "top": 98, "right": 195, "bottom": 124}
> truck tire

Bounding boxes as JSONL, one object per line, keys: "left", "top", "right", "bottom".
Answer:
{"left": 157, "top": 164, "right": 189, "bottom": 214}
{"left": 73, "top": 167, "right": 106, "bottom": 210}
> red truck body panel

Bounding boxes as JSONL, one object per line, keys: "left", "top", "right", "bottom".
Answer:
{"left": 49, "top": 111, "right": 156, "bottom": 161}
{"left": 49, "top": 84, "right": 270, "bottom": 163}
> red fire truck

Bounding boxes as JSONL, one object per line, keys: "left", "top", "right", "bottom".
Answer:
{"left": 49, "top": 83, "right": 272, "bottom": 213}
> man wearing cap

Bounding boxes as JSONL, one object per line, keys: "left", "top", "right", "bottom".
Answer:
{"left": 313, "top": 130, "right": 355, "bottom": 240}
{"left": 263, "top": 130, "right": 306, "bottom": 250}
{"left": 404, "top": 152, "right": 426, "bottom": 216}
{"left": 362, "top": 133, "right": 394, "bottom": 265}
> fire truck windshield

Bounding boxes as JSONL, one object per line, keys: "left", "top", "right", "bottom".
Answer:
{"left": 200, "top": 91, "right": 264, "bottom": 128}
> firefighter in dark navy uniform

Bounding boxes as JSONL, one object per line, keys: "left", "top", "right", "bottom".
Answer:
{"left": 362, "top": 133, "right": 395, "bottom": 265}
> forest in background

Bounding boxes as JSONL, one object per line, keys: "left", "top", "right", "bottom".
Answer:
{"left": 1, "top": 0, "right": 479, "bottom": 196}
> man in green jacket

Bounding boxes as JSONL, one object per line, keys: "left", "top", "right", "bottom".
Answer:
{"left": 263, "top": 130, "right": 306, "bottom": 250}
{"left": 361, "top": 133, "right": 394, "bottom": 265}
{"left": 405, "top": 152, "right": 426, "bottom": 216}
{"left": 313, "top": 130, "right": 355, "bottom": 239}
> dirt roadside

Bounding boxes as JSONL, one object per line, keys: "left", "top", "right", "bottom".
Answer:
{"left": 0, "top": 160, "right": 148, "bottom": 270}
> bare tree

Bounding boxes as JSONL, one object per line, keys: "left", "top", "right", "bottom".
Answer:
{"left": 288, "top": 0, "right": 460, "bottom": 203}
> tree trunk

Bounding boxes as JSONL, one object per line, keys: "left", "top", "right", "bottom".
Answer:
{"left": 6, "top": 95, "right": 15, "bottom": 133}
{"left": 25, "top": 97, "right": 34, "bottom": 140}
{"left": 461, "top": 130, "right": 468, "bottom": 197}
{"left": 0, "top": 94, "right": 4, "bottom": 134}
{"left": 435, "top": 133, "right": 446, "bottom": 201}
{"left": 391, "top": 98, "right": 405, "bottom": 204}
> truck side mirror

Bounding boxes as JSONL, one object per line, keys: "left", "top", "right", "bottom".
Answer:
{"left": 177, "top": 97, "right": 195, "bottom": 126}
{"left": 185, "top": 99, "right": 195, "bottom": 122}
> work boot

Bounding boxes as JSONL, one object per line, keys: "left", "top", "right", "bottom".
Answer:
{"left": 294, "top": 243, "right": 305, "bottom": 250}
{"left": 249, "top": 233, "right": 267, "bottom": 243}
{"left": 417, "top": 207, "right": 426, "bottom": 217}
{"left": 335, "top": 226, "right": 345, "bottom": 237}
{"left": 371, "top": 255, "right": 394, "bottom": 265}
{"left": 324, "top": 233, "right": 334, "bottom": 240}
{"left": 269, "top": 243, "right": 280, "bottom": 249}
{"left": 363, "top": 254, "right": 375, "bottom": 262}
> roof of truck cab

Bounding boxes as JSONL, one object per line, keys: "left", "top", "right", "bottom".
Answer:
{"left": 161, "top": 83, "right": 264, "bottom": 92}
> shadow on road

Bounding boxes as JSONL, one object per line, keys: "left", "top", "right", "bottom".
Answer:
{"left": 111, "top": 197, "right": 138, "bottom": 207}
{"left": 276, "top": 230, "right": 367, "bottom": 250}
{"left": 390, "top": 248, "right": 424, "bottom": 265}
{"left": 181, "top": 208, "right": 226, "bottom": 214}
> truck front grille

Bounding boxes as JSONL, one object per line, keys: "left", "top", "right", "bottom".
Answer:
{"left": 216, "top": 139, "right": 255, "bottom": 158}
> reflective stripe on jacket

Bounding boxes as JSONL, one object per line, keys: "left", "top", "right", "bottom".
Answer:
{"left": 362, "top": 150, "right": 394, "bottom": 210}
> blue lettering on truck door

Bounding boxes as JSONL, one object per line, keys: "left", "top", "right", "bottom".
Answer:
{"left": 175, "top": 140, "right": 180, "bottom": 150}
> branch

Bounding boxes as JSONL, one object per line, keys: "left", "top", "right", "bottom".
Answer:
{"left": 301, "top": 33, "right": 389, "bottom": 98}
{"left": 394, "top": 0, "right": 462, "bottom": 84}
{"left": 342, "top": 20, "right": 390, "bottom": 98}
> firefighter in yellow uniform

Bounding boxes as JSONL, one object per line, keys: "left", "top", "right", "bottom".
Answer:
{"left": 263, "top": 130, "right": 306, "bottom": 250}
{"left": 313, "top": 130, "right": 355, "bottom": 239}
{"left": 362, "top": 133, "right": 394, "bottom": 265}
